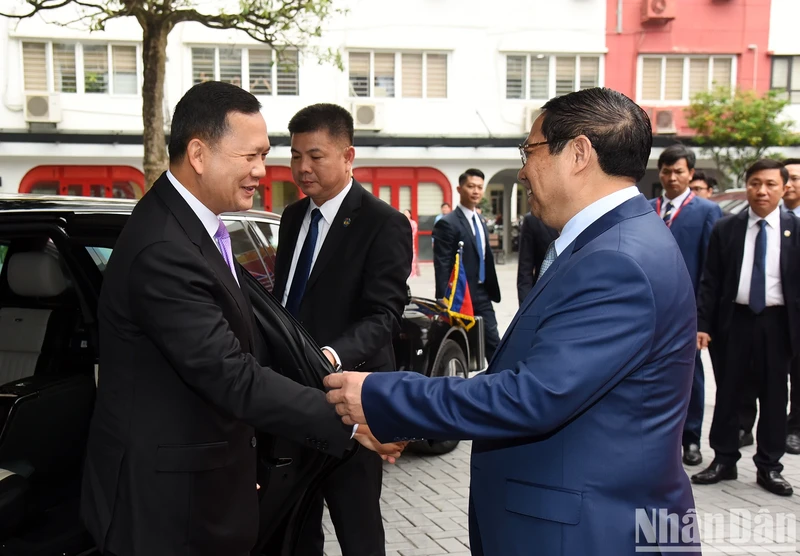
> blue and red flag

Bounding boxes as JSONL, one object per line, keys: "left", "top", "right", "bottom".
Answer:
{"left": 444, "top": 242, "right": 476, "bottom": 331}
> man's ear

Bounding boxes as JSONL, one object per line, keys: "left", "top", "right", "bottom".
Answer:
{"left": 572, "top": 135, "right": 593, "bottom": 173}
{"left": 186, "top": 138, "right": 206, "bottom": 175}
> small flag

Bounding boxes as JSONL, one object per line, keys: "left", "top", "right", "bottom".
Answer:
{"left": 444, "top": 242, "right": 475, "bottom": 331}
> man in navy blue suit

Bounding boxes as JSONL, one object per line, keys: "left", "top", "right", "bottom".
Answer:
{"left": 325, "top": 88, "right": 698, "bottom": 556}
{"left": 651, "top": 144, "right": 723, "bottom": 467}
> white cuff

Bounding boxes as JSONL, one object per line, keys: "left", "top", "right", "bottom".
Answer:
{"left": 322, "top": 346, "right": 342, "bottom": 370}
{"left": 350, "top": 423, "right": 358, "bottom": 439}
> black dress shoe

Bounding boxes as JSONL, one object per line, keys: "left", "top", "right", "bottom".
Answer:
{"left": 691, "top": 462, "right": 737, "bottom": 484}
{"left": 756, "top": 470, "right": 793, "bottom": 496}
{"left": 786, "top": 433, "right": 800, "bottom": 455}
{"left": 682, "top": 444, "right": 703, "bottom": 466}
{"left": 739, "top": 430, "right": 754, "bottom": 448}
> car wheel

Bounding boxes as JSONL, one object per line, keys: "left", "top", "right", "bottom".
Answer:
{"left": 408, "top": 339, "right": 467, "bottom": 456}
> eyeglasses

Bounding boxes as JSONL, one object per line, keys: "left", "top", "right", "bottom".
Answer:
{"left": 689, "top": 186, "right": 708, "bottom": 192}
{"left": 518, "top": 141, "right": 550, "bottom": 166}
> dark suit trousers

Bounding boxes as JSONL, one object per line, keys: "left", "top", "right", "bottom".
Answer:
{"left": 710, "top": 305, "right": 790, "bottom": 472}
{"left": 472, "top": 284, "right": 499, "bottom": 362}
{"left": 682, "top": 350, "right": 705, "bottom": 448}
{"left": 787, "top": 357, "right": 800, "bottom": 433}
{"left": 295, "top": 447, "right": 385, "bottom": 556}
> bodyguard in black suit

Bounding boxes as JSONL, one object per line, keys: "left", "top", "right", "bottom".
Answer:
{"left": 693, "top": 159, "right": 800, "bottom": 496}
{"left": 81, "top": 83, "right": 398, "bottom": 556}
{"left": 433, "top": 169, "right": 501, "bottom": 360}
{"left": 516, "top": 211, "right": 558, "bottom": 304}
{"left": 272, "top": 104, "right": 412, "bottom": 556}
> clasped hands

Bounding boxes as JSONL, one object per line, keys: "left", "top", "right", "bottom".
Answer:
{"left": 323, "top": 371, "right": 408, "bottom": 463}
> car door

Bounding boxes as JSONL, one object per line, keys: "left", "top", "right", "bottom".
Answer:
{"left": 220, "top": 216, "right": 352, "bottom": 556}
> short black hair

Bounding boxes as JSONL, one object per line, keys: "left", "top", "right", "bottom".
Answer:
{"left": 288, "top": 103, "right": 354, "bottom": 145}
{"left": 459, "top": 169, "right": 485, "bottom": 186}
{"left": 745, "top": 159, "right": 790, "bottom": 184}
{"left": 783, "top": 158, "right": 800, "bottom": 166}
{"left": 168, "top": 81, "right": 262, "bottom": 163}
{"left": 441, "top": 202, "right": 451, "bottom": 209}
{"left": 539, "top": 88, "right": 652, "bottom": 182}
{"left": 690, "top": 169, "right": 707, "bottom": 183}
{"left": 658, "top": 144, "right": 696, "bottom": 170}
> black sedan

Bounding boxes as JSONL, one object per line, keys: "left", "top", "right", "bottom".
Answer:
{"left": 0, "top": 195, "right": 483, "bottom": 556}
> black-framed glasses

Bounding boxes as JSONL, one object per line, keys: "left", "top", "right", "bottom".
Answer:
{"left": 518, "top": 141, "right": 549, "bottom": 165}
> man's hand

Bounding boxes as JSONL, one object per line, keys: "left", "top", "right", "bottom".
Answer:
{"left": 324, "top": 371, "right": 369, "bottom": 426}
{"left": 697, "top": 332, "right": 711, "bottom": 350}
{"left": 354, "top": 423, "right": 407, "bottom": 464}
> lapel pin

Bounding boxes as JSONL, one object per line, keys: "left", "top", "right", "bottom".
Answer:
{"left": 785, "top": 230, "right": 791, "bottom": 237}
{"left": 343, "top": 217, "right": 351, "bottom": 227}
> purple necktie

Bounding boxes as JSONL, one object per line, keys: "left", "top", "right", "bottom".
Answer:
{"left": 214, "top": 219, "right": 238, "bottom": 281}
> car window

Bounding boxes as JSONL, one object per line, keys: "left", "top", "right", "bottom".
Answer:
{"left": 249, "top": 221, "right": 279, "bottom": 293}
{"left": 0, "top": 244, "right": 7, "bottom": 274}
{"left": 85, "top": 246, "right": 113, "bottom": 272}
{"left": 222, "top": 219, "right": 273, "bottom": 290}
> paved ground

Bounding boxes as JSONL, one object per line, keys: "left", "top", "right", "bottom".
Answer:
{"left": 322, "top": 259, "right": 800, "bottom": 555}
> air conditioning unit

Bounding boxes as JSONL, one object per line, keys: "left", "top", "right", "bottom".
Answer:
{"left": 654, "top": 109, "right": 677, "bottom": 134}
{"left": 351, "top": 102, "right": 383, "bottom": 131}
{"left": 524, "top": 106, "right": 543, "bottom": 132}
{"left": 24, "top": 93, "right": 62, "bottom": 124}
{"left": 641, "top": 0, "right": 676, "bottom": 24}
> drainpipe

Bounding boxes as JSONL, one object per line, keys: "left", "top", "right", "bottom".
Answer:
{"left": 617, "top": 0, "right": 623, "bottom": 33}
{"left": 748, "top": 44, "right": 758, "bottom": 89}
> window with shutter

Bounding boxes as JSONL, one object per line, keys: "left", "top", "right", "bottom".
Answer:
{"left": 688, "top": 58, "right": 708, "bottom": 98}
{"left": 426, "top": 54, "right": 447, "bottom": 98}
{"left": 402, "top": 53, "right": 423, "bottom": 98}
{"left": 192, "top": 48, "right": 215, "bottom": 84}
{"left": 53, "top": 44, "right": 77, "bottom": 93}
{"left": 374, "top": 53, "right": 395, "bottom": 98}
{"left": 506, "top": 55, "right": 525, "bottom": 99}
{"left": 417, "top": 183, "right": 444, "bottom": 222}
{"left": 555, "top": 57, "right": 576, "bottom": 96}
{"left": 112, "top": 45, "right": 137, "bottom": 94}
{"left": 276, "top": 50, "right": 298, "bottom": 95}
{"left": 711, "top": 57, "right": 732, "bottom": 89}
{"left": 529, "top": 56, "right": 549, "bottom": 99}
{"left": 664, "top": 58, "right": 684, "bottom": 101}
{"left": 579, "top": 57, "right": 599, "bottom": 90}
{"left": 641, "top": 58, "right": 662, "bottom": 101}
{"left": 219, "top": 48, "right": 242, "bottom": 88}
{"left": 23, "top": 42, "right": 48, "bottom": 92}
{"left": 791, "top": 57, "right": 800, "bottom": 103}
{"left": 349, "top": 52, "right": 370, "bottom": 97}
{"left": 84, "top": 45, "right": 109, "bottom": 93}
{"left": 249, "top": 49, "right": 273, "bottom": 94}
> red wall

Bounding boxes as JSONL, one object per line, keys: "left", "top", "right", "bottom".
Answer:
{"left": 605, "top": 0, "right": 772, "bottom": 135}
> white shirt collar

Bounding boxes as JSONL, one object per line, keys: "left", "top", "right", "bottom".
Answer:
{"left": 554, "top": 186, "right": 640, "bottom": 256}
{"left": 457, "top": 204, "right": 478, "bottom": 222}
{"left": 308, "top": 178, "right": 353, "bottom": 224}
{"left": 166, "top": 170, "right": 221, "bottom": 239}
{"left": 748, "top": 206, "right": 781, "bottom": 230}
{"left": 663, "top": 186, "right": 691, "bottom": 208}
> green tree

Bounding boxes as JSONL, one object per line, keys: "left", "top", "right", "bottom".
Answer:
{"left": 685, "top": 87, "right": 798, "bottom": 188}
{"left": 2, "top": 0, "right": 342, "bottom": 187}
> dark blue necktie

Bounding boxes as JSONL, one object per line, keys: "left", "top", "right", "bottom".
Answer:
{"left": 749, "top": 219, "right": 767, "bottom": 314}
{"left": 472, "top": 214, "right": 485, "bottom": 283}
{"left": 286, "top": 209, "right": 322, "bottom": 317}
{"left": 663, "top": 201, "right": 674, "bottom": 223}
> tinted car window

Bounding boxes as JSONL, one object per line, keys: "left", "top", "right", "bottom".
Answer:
{"left": 0, "top": 244, "right": 7, "bottom": 273}
{"left": 222, "top": 219, "right": 273, "bottom": 289}
{"left": 250, "top": 221, "right": 279, "bottom": 292}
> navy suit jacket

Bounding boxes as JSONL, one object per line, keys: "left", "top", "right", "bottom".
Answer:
{"left": 432, "top": 208, "right": 500, "bottom": 302}
{"left": 361, "top": 194, "right": 698, "bottom": 555}
{"left": 649, "top": 194, "right": 723, "bottom": 294}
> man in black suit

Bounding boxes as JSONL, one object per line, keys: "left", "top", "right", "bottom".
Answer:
{"left": 693, "top": 159, "right": 800, "bottom": 496}
{"left": 433, "top": 169, "right": 501, "bottom": 360}
{"left": 516, "top": 211, "right": 558, "bottom": 304}
{"left": 81, "top": 82, "right": 400, "bottom": 556}
{"left": 272, "top": 104, "right": 412, "bottom": 556}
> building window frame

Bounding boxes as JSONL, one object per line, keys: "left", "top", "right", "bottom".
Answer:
{"left": 503, "top": 53, "right": 604, "bottom": 101}
{"left": 347, "top": 50, "right": 449, "bottom": 99}
{"left": 636, "top": 54, "right": 737, "bottom": 106}
{"left": 190, "top": 45, "right": 300, "bottom": 96}
{"left": 770, "top": 55, "right": 800, "bottom": 104}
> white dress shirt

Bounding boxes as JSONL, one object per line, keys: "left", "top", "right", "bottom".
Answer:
{"left": 787, "top": 206, "right": 800, "bottom": 217}
{"left": 554, "top": 186, "right": 640, "bottom": 256}
{"left": 166, "top": 170, "right": 238, "bottom": 285}
{"left": 457, "top": 204, "right": 486, "bottom": 260}
{"left": 281, "top": 179, "right": 354, "bottom": 368}
{"left": 735, "top": 207, "right": 784, "bottom": 307}
{"left": 659, "top": 187, "right": 692, "bottom": 220}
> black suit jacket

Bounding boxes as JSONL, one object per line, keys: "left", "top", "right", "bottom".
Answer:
{"left": 516, "top": 212, "right": 559, "bottom": 304}
{"left": 272, "top": 180, "right": 412, "bottom": 372}
{"left": 697, "top": 209, "right": 800, "bottom": 357}
{"left": 80, "top": 174, "right": 354, "bottom": 556}
{"left": 432, "top": 207, "right": 500, "bottom": 303}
